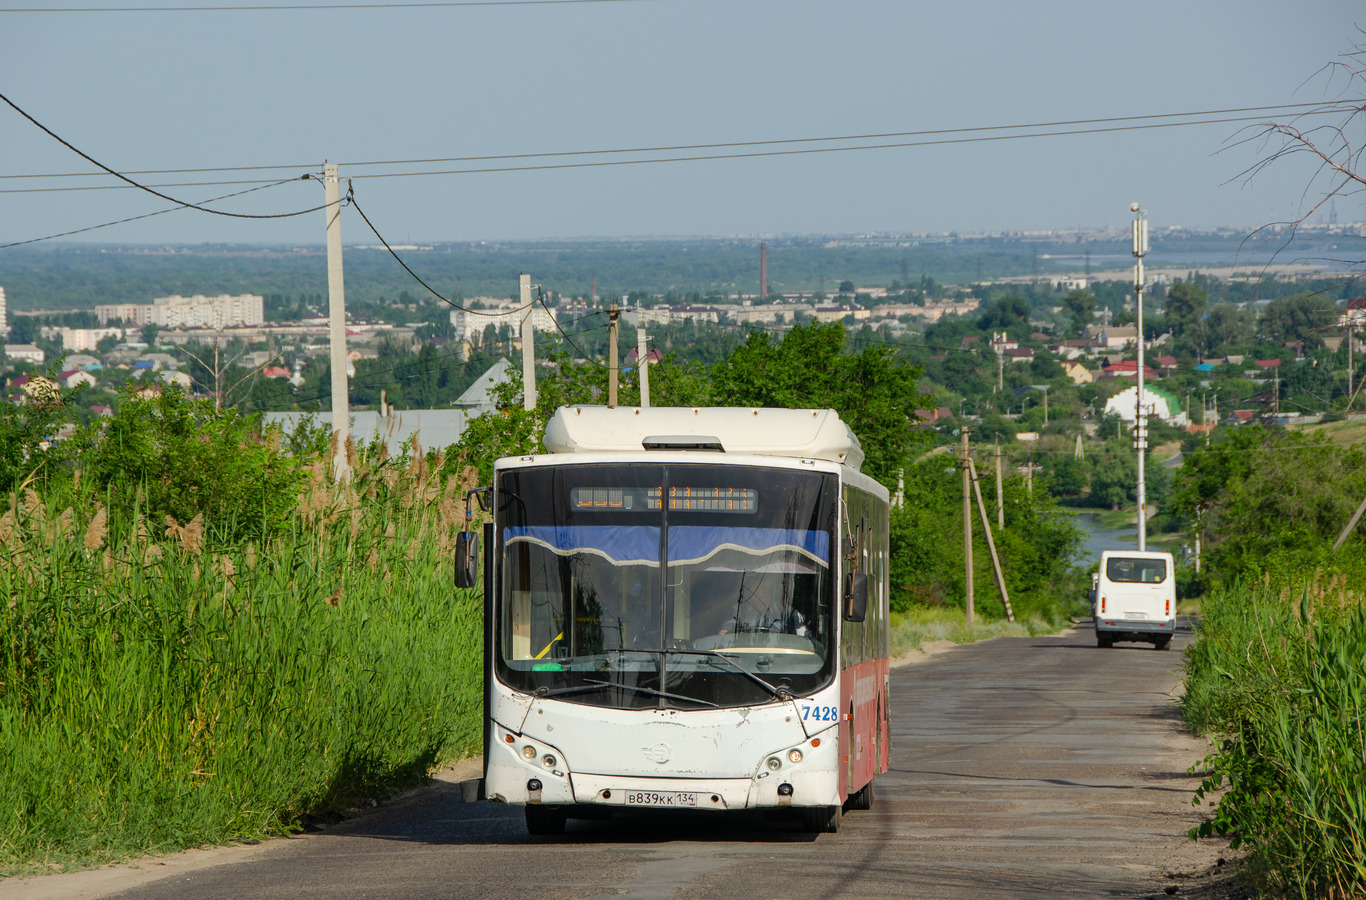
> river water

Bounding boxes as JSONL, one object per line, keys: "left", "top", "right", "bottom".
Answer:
{"left": 1072, "top": 512, "right": 1139, "bottom": 568}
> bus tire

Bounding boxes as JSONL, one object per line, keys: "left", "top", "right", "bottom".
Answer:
{"left": 1096, "top": 632, "right": 1113, "bottom": 648}
{"left": 525, "top": 805, "right": 567, "bottom": 836}
{"left": 1154, "top": 635, "right": 1172, "bottom": 651}
{"left": 801, "top": 804, "right": 841, "bottom": 834}
{"left": 847, "top": 778, "right": 875, "bottom": 811}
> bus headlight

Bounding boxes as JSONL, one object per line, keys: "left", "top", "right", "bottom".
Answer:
{"left": 542, "top": 754, "right": 557, "bottom": 769}
{"left": 766, "top": 756, "right": 782, "bottom": 772}
{"left": 787, "top": 749, "right": 803, "bottom": 765}
{"left": 522, "top": 745, "right": 537, "bottom": 760}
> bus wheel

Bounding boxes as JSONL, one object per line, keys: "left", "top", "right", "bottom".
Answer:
{"left": 1096, "top": 632, "right": 1113, "bottom": 648}
{"left": 1154, "top": 635, "right": 1172, "bottom": 651}
{"left": 847, "top": 778, "right": 875, "bottom": 811}
{"left": 525, "top": 805, "right": 567, "bottom": 836}
{"left": 801, "top": 804, "right": 841, "bottom": 834}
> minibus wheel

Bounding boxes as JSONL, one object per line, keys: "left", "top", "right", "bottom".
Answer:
{"left": 1154, "top": 635, "right": 1172, "bottom": 651}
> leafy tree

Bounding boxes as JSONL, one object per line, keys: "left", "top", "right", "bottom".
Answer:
{"left": 709, "top": 322, "right": 933, "bottom": 487}
{"left": 1061, "top": 288, "right": 1096, "bottom": 335}
{"left": 139, "top": 324, "right": 159, "bottom": 346}
{"left": 0, "top": 381, "right": 79, "bottom": 494}
{"left": 1164, "top": 281, "right": 1209, "bottom": 348}
{"left": 1258, "top": 294, "right": 1339, "bottom": 349}
{"left": 976, "top": 296, "right": 1030, "bottom": 332}
{"left": 1204, "top": 304, "right": 1256, "bottom": 352}
{"left": 1174, "top": 427, "right": 1366, "bottom": 577}
{"left": 8, "top": 318, "right": 35, "bottom": 345}
{"left": 1088, "top": 449, "right": 1136, "bottom": 510}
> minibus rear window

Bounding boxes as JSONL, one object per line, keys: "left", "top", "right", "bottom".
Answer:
{"left": 1106, "top": 558, "right": 1167, "bottom": 584}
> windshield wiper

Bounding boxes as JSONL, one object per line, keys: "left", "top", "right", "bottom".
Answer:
{"left": 634, "top": 648, "right": 792, "bottom": 701}
{"left": 537, "top": 678, "right": 718, "bottom": 707}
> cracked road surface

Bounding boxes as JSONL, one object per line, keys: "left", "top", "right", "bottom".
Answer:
{"left": 8, "top": 621, "right": 1228, "bottom": 900}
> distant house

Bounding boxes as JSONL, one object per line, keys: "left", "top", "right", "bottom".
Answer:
{"left": 1152, "top": 356, "right": 1178, "bottom": 373}
{"left": 1227, "top": 409, "right": 1258, "bottom": 426}
{"left": 1061, "top": 361, "right": 1094, "bottom": 385}
{"left": 158, "top": 370, "right": 194, "bottom": 390}
{"left": 4, "top": 344, "right": 45, "bottom": 365}
{"left": 262, "top": 366, "right": 292, "bottom": 379}
{"left": 1254, "top": 359, "right": 1281, "bottom": 370}
{"left": 1098, "top": 359, "right": 1160, "bottom": 381}
{"left": 13, "top": 373, "right": 59, "bottom": 404}
{"left": 959, "top": 336, "right": 982, "bottom": 351}
{"left": 1341, "top": 297, "right": 1366, "bottom": 326}
{"left": 913, "top": 406, "right": 956, "bottom": 427}
{"left": 58, "top": 369, "right": 97, "bottom": 390}
{"left": 1005, "top": 347, "right": 1034, "bottom": 364}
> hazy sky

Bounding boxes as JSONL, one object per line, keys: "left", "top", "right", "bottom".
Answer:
{"left": 1, "top": 0, "right": 1362, "bottom": 246}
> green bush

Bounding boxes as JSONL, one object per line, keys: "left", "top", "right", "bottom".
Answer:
{"left": 75, "top": 385, "right": 306, "bottom": 545}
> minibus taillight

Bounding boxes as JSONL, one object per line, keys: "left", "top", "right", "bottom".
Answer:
{"left": 1100, "top": 596, "right": 1106, "bottom": 614}
{"left": 1165, "top": 598, "right": 1170, "bottom": 615}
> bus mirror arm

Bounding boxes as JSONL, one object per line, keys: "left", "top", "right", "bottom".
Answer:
{"left": 844, "top": 573, "right": 869, "bottom": 622}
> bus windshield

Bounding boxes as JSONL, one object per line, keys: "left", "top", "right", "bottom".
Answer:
{"left": 494, "top": 463, "right": 838, "bottom": 709}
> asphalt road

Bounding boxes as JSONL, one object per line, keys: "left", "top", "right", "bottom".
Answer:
{"left": 17, "top": 620, "right": 1230, "bottom": 900}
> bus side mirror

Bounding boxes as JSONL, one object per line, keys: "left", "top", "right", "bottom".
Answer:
{"left": 454, "top": 531, "right": 479, "bottom": 589}
{"left": 844, "top": 573, "right": 868, "bottom": 622}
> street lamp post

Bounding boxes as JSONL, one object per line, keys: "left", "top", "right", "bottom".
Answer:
{"left": 1131, "top": 203, "right": 1149, "bottom": 552}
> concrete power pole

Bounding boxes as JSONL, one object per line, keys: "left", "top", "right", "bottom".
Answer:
{"left": 324, "top": 163, "right": 350, "bottom": 483}
{"left": 608, "top": 303, "right": 619, "bottom": 408}
{"left": 1131, "top": 203, "right": 1149, "bottom": 551}
{"left": 962, "top": 428, "right": 974, "bottom": 624}
{"left": 520, "top": 274, "right": 537, "bottom": 412}
{"left": 638, "top": 330, "right": 651, "bottom": 408}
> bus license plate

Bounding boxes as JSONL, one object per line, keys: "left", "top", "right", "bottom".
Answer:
{"left": 624, "top": 791, "right": 698, "bottom": 807}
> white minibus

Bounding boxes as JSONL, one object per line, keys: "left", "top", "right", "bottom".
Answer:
{"left": 1093, "top": 549, "right": 1175, "bottom": 650}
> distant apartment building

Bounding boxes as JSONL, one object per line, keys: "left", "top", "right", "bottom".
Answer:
{"left": 0, "top": 286, "right": 7, "bottom": 337}
{"left": 97, "top": 294, "right": 264, "bottom": 329}
{"left": 42, "top": 326, "right": 125, "bottom": 352}
{"left": 449, "top": 304, "right": 558, "bottom": 343}
{"left": 95, "top": 303, "right": 155, "bottom": 326}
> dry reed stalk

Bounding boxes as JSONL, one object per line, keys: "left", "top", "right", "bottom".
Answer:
{"left": 0, "top": 509, "right": 15, "bottom": 546}
{"left": 180, "top": 514, "right": 204, "bottom": 555}
{"left": 326, "top": 583, "right": 343, "bottom": 607}
{"left": 245, "top": 544, "right": 257, "bottom": 569}
{"left": 84, "top": 506, "right": 108, "bottom": 552}
{"left": 366, "top": 546, "right": 378, "bottom": 568}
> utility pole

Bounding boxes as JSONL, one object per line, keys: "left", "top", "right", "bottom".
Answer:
{"left": 961, "top": 428, "right": 974, "bottom": 625}
{"left": 520, "top": 274, "right": 537, "bottom": 412}
{"left": 994, "top": 439, "right": 1004, "bottom": 529}
{"left": 324, "top": 163, "right": 350, "bottom": 483}
{"left": 638, "top": 330, "right": 650, "bottom": 408}
{"left": 1131, "top": 202, "right": 1149, "bottom": 551}
{"left": 607, "top": 303, "right": 620, "bottom": 408}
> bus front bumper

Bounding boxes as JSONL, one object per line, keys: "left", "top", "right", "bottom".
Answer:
{"left": 484, "top": 719, "right": 842, "bottom": 811}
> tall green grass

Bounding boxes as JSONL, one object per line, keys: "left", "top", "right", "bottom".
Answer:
{"left": 1184, "top": 574, "right": 1366, "bottom": 899}
{"left": 0, "top": 454, "right": 484, "bottom": 874}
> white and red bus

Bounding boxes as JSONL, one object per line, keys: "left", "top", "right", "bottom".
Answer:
{"left": 461, "top": 406, "right": 890, "bottom": 835}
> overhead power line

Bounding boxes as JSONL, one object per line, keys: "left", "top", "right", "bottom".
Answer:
{"left": 0, "top": 0, "right": 650, "bottom": 12}
{"left": 0, "top": 90, "right": 324, "bottom": 218}
{"left": 0, "top": 102, "right": 1334, "bottom": 183}
{"left": 1, "top": 103, "right": 1349, "bottom": 197}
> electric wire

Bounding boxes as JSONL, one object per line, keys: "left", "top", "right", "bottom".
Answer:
{"left": 1, "top": 102, "right": 1336, "bottom": 184}
{"left": 0, "top": 178, "right": 309, "bottom": 249}
{"left": 2, "top": 106, "right": 1352, "bottom": 196}
{"left": 345, "top": 185, "right": 536, "bottom": 317}
{"left": 0, "top": 91, "right": 323, "bottom": 218}
{"left": 1, "top": 0, "right": 652, "bottom": 11}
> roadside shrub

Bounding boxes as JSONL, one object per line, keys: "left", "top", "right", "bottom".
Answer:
{"left": 76, "top": 384, "right": 306, "bottom": 545}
